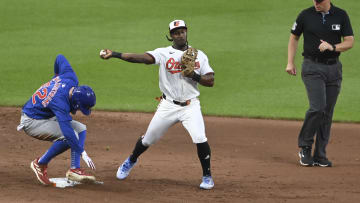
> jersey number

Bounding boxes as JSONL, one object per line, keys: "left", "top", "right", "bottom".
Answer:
{"left": 32, "top": 88, "right": 48, "bottom": 105}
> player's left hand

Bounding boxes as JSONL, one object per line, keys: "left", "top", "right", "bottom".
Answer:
{"left": 181, "top": 47, "right": 198, "bottom": 77}
{"left": 81, "top": 151, "right": 96, "bottom": 170}
{"left": 319, "top": 40, "right": 334, "bottom": 52}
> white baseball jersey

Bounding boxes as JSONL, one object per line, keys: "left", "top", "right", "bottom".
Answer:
{"left": 147, "top": 46, "right": 214, "bottom": 102}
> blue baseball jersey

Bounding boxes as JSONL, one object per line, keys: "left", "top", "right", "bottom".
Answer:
{"left": 22, "top": 54, "right": 83, "bottom": 154}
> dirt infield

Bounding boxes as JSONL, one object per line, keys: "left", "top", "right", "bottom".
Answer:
{"left": 1, "top": 106, "right": 360, "bottom": 202}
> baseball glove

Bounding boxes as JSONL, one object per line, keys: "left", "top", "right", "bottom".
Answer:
{"left": 181, "top": 47, "right": 198, "bottom": 77}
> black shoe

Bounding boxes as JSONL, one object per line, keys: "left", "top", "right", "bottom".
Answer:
{"left": 313, "top": 158, "right": 332, "bottom": 167}
{"left": 298, "top": 147, "right": 313, "bottom": 166}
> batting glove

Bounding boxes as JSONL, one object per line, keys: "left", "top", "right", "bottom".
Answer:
{"left": 81, "top": 151, "right": 96, "bottom": 170}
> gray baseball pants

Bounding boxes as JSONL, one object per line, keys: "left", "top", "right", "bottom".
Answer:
{"left": 17, "top": 113, "right": 86, "bottom": 142}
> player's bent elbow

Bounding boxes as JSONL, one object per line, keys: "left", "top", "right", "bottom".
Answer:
{"left": 202, "top": 73, "right": 214, "bottom": 87}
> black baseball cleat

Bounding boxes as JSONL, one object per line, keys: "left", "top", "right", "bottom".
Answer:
{"left": 313, "top": 158, "right": 332, "bottom": 167}
{"left": 298, "top": 147, "right": 313, "bottom": 166}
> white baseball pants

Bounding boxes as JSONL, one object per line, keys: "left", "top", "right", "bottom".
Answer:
{"left": 142, "top": 98, "right": 207, "bottom": 146}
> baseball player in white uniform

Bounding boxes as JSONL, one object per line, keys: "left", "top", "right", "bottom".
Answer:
{"left": 100, "top": 20, "right": 215, "bottom": 189}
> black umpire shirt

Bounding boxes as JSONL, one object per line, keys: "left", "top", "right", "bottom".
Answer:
{"left": 291, "top": 3, "right": 353, "bottom": 59}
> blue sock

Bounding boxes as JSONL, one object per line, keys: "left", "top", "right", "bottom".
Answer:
{"left": 71, "top": 130, "right": 86, "bottom": 169}
{"left": 39, "top": 140, "right": 70, "bottom": 165}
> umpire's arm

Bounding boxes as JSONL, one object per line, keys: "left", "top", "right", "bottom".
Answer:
{"left": 334, "top": 36, "right": 354, "bottom": 52}
{"left": 286, "top": 34, "right": 300, "bottom": 76}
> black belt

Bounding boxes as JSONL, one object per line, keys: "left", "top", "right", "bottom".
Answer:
{"left": 304, "top": 56, "right": 338, "bottom": 65}
{"left": 162, "top": 94, "right": 191, "bottom": 106}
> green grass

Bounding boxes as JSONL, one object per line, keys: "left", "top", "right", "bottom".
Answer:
{"left": 0, "top": 0, "right": 359, "bottom": 122}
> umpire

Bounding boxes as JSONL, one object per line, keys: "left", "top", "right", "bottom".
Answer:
{"left": 286, "top": 0, "right": 354, "bottom": 167}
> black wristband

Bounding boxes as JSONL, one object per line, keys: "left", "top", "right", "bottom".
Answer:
{"left": 112, "top": 52, "right": 122, "bottom": 59}
{"left": 331, "top": 44, "right": 336, "bottom": 52}
{"left": 192, "top": 72, "right": 201, "bottom": 82}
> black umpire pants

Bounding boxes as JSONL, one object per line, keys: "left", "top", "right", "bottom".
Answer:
{"left": 298, "top": 58, "right": 342, "bottom": 159}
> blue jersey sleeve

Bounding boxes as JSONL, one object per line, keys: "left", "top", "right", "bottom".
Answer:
{"left": 58, "top": 120, "right": 84, "bottom": 154}
{"left": 50, "top": 90, "right": 83, "bottom": 153}
{"left": 53, "top": 54, "right": 79, "bottom": 85}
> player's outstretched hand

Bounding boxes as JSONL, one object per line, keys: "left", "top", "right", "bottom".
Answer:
{"left": 100, "top": 49, "right": 113, "bottom": 60}
{"left": 81, "top": 151, "right": 96, "bottom": 170}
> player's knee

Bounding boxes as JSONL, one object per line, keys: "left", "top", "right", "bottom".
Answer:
{"left": 136, "top": 134, "right": 151, "bottom": 147}
{"left": 76, "top": 124, "right": 86, "bottom": 135}
{"left": 142, "top": 129, "right": 165, "bottom": 146}
{"left": 141, "top": 139, "right": 154, "bottom": 146}
{"left": 142, "top": 133, "right": 161, "bottom": 146}
{"left": 192, "top": 134, "right": 207, "bottom": 144}
{"left": 72, "top": 121, "right": 86, "bottom": 133}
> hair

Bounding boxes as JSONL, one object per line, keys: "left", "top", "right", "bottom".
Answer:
{"left": 166, "top": 35, "right": 173, "bottom": 41}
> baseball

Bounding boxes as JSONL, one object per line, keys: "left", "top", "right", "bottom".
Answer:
{"left": 99, "top": 49, "right": 106, "bottom": 56}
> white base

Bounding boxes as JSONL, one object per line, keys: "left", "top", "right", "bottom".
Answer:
{"left": 49, "top": 177, "right": 104, "bottom": 188}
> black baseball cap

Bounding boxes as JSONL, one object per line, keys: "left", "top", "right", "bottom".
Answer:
{"left": 315, "top": 0, "right": 324, "bottom": 3}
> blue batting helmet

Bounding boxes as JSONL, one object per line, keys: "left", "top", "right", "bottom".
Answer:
{"left": 70, "top": 85, "right": 96, "bottom": 115}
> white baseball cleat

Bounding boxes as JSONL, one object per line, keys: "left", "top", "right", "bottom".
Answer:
{"left": 116, "top": 157, "right": 137, "bottom": 180}
{"left": 200, "top": 176, "right": 214, "bottom": 190}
